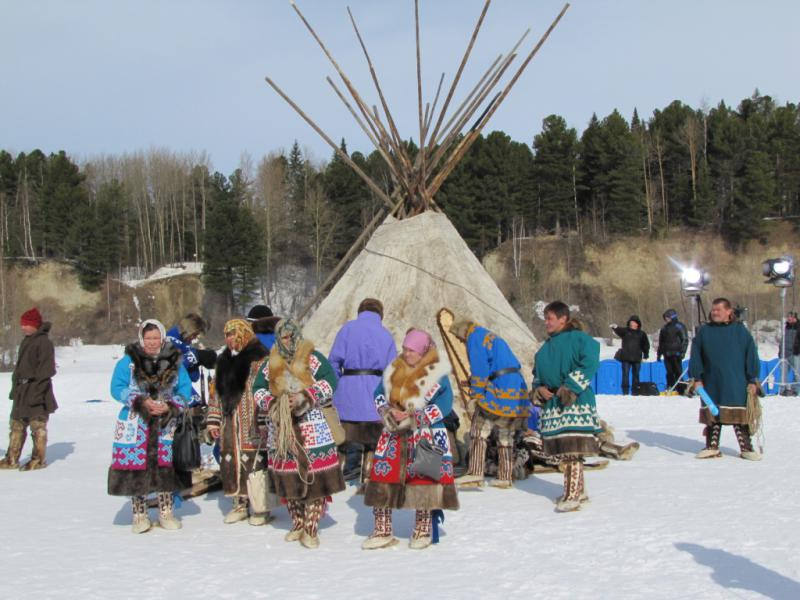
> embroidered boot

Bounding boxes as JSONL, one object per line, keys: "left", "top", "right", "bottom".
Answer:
{"left": 409, "top": 510, "right": 433, "bottom": 549}
{"left": 285, "top": 500, "right": 304, "bottom": 542}
{"left": 734, "top": 424, "right": 761, "bottom": 461}
{"left": 456, "top": 436, "right": 487, "bottom": 486}
{"left": 224, "top": 495, "right": 249, "bottom": 524}
{"left": 0, "top": 420, "right": 26, "bottom": 469}
{"left": 695, "top": 424, "right": 722, "bottom": 459}
{"left": 19, "top": 420, "right": 47, "bottom": 471}
{"left": 300, "top": 498, "right": 325, "bottom": 549}
{"left": 490, "top": 445, "right": 514, "bottom": 488}
{"left": 556, "top": 460, "right": 583, "bottom": 512}
{"left": 362, "top": 507, "right": 399, "bottom": 550}
{"left": 131, "top": 496, "right": 151, "bottom": 534}
{"left": 157, "top": 492, "right": 182, "bottom": 530}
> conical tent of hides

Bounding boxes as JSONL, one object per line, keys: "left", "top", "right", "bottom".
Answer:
{"left": 303, "top": 211, "right": 537, "bottom": 375}
{"left": 267, "top": 1, "right": 570, "bottom": 376}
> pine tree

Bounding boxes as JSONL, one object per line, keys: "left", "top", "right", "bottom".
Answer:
{"left": 203, "top": 171, "right": 266, "bottom": 314}
{"left": 532, "top": 114, "right": 579, "bottom": 233}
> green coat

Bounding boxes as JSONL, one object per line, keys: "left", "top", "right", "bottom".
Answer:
{"left": 533, "top": 324, "right": 601, "bottom": 456}
{"left": 10, "top": 322, "right": 58, "bottom": 420}
{"left": 689, "top": 320, "right": 759, "bottom": 424}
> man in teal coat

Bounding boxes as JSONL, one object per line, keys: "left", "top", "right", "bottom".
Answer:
{"left": 532, "top": 301, "right": 601, "bottom": 512}
{"left": 689, "top": 298, "right": 760, "bottom": 460}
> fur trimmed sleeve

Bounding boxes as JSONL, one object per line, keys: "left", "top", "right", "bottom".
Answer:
{"left": 207, "top": 379, "right": 222, "bottom": 429}
{"left": 304, "top": 351, "right": 337, "bottom": 408}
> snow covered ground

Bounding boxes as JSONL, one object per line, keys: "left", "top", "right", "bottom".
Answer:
{"left": 0, "top": 344, "right": 798, "bottom": 600}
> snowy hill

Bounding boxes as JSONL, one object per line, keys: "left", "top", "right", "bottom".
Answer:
{"left": 0, "top": 345, "right": 798, "bottom": 599}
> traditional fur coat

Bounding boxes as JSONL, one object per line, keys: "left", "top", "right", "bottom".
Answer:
{"left": 107, "top": 342, "right": 192, "bottom": 496}
{"left": 10, "top": 322, "right": 58, "bottom": 420}
{"left": 208, "top": 340, "right": 269, "bottom": 496}
{"left": 364, "top": 349, "right": 459, "bottom": 511}
{"left": 255, "top": 340, "right": 344, "bottom": 501}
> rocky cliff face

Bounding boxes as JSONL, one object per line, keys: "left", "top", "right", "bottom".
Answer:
{"left": 1, "top": 221, "right": 796, "bottom": 358}
{"left": 483, "top": 222, "right": 799, "bottom": 340}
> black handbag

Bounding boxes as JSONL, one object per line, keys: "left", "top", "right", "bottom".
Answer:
{"left": 172, "top": 410, "right": 201, "bottom": 471}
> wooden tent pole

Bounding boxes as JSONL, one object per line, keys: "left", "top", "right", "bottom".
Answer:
{"left": 427, "top": 3, "right": 570, "bottom": 198}
{"left": 432, "top": 28, "right": 529, "bottom": 149}
{"left": 326, "top": 76, "right": 409, "bottom": 194}
{"left": 298, "top": 191, "right": 406, "bottom": 320}
{"left": 425, "top": 0, "right": 492, "bottom": 151}
{"left": 347, "top": 8, "right": 415, "bottom": 175}
{"left": 265, "top": 77, "right": 395, "bottom": 210}
{"left": 290, "top": 0, "right": 408, "bottom": 182}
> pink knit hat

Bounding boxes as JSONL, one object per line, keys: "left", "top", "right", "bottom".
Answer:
{"left": 402, "top": 329, "right": 434, "bottom": 355}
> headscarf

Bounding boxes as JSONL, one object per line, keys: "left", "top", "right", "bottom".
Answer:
{"left": 138, "top": 318, "right": 167, "bottom": 349}
{"left": 402, "top": 328, "right": 434, "bottom": 355}
{"left": 223, "top": 318, "right": 254, "bottom": 353}
{"left": 274, "top": 318, "right": 303, "bottom": 359}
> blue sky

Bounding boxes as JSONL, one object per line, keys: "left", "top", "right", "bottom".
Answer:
{"left": 1, "top": 0, "right": 797, "bottom": 174}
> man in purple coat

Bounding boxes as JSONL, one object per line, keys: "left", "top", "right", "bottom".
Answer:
{"left": 328, "top": 298, "right": 397, "bottom": 490}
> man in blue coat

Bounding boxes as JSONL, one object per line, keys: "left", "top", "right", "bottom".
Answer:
{"left": 450, "top": 316, "right": 529, "bottom": 489}
{"left": 690, "top": 298, "right": 760, "bottom": 460}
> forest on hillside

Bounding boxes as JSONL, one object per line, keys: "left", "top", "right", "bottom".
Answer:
{"left": 0, "top": 90, "right": 798, "bottom": 313}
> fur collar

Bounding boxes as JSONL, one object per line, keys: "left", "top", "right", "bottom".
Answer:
{"left": 550, "top": 318, "right": 584, "bottom": 338}
{"left": 268, "top": 339, "right": 315, "bottom": 398}
{"left": 215, "top": 340, "right": 268, "bottom": 416}
{"left": 125, "top": 342, "right": 182, "bottom": 398}
{"left": 383, "top": 348, "right": 451, "bottom": 411}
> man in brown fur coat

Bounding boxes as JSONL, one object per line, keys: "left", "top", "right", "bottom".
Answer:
{"left": 0, "top": 308, "right": 58, "bottom": 471}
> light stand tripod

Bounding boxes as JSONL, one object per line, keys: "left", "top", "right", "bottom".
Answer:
{"left": 760, "top": 287, "right": 798, "bottom": 395}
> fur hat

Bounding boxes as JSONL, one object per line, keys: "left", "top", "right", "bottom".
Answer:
{"left": 20, "top": 307, "right": 42, "bottom": 329}
{"left": 180, "top": 313, "right": 207, "bottom": 339}
{"left": 449, "top": 316, "right": 473, "bottom": 341}
{"left": 357, "top": 298, "right": 383, "bottom": 319}
{"left": 247, "top": 305, "right": 273, "bottom": 321}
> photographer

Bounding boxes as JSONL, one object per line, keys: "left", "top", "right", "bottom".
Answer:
{"left": 657, "top": 309, "right": 688, "bottom": 394}
{"left": 612, "top": 316, "right": 650, "bottom": 395}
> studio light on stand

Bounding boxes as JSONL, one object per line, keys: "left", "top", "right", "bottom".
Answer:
{"left": 761, "top": 256, "right": 795, "bottom": 395}
{"left": 681, "top": 267, "right": 711, "bottom": 337}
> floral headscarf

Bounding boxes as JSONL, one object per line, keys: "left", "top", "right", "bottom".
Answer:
{"left": 274, "top": 318, "right": 303, "bottom": 359}
{"left": 223, "top": 318, "right": 254, "bottom": 352}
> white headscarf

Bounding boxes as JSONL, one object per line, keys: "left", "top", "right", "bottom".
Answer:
{"left": 137, "top": 318, "right": 167, "bottom": 349}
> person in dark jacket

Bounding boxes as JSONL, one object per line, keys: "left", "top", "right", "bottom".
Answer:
{"left": 612, "top": 316, "right": 650, "bottom": 395}
{"left": 0, "top": 308, "right": 58, "bottom": 471}
{"left": 657, "top": 309, "right": 689, "bottom": 393}
{"left": 247, "top": 305, "right": 281, "bottom": 351}
{"left": 784, "top": 312, "right": 798, "bottom": 395}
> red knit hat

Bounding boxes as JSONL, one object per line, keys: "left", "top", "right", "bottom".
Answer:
{"left": 20, "top": 307, "right": 42, "bottom": 329}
